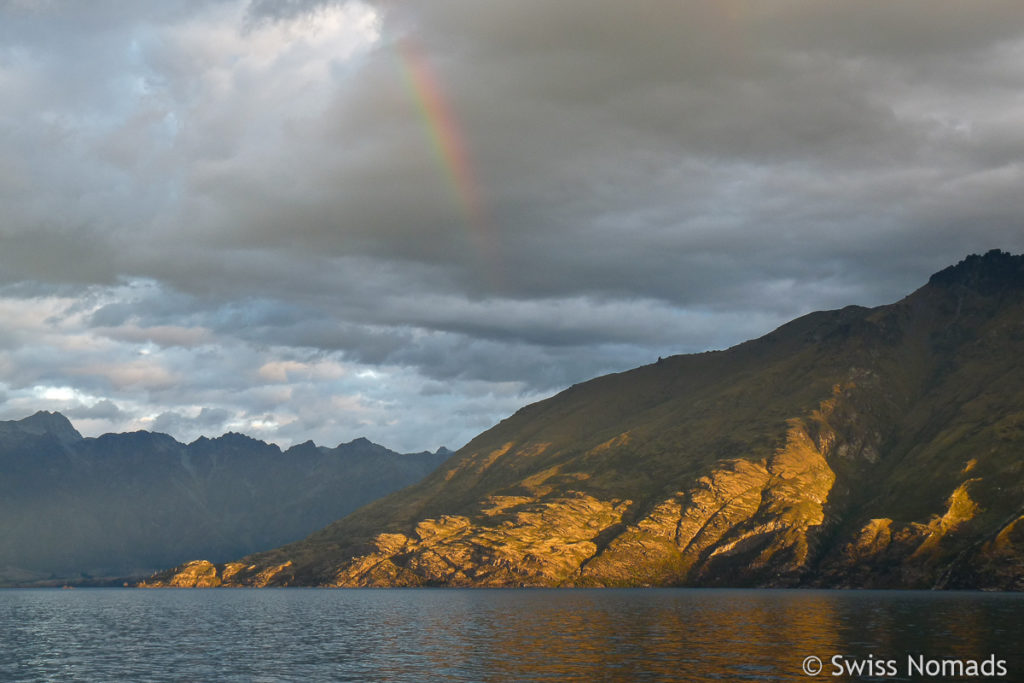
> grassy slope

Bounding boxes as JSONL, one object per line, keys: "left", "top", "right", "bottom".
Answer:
{"left": 235, "top": 305, "right": 919, "bottom": 582}
{"left": 158, "top": 251, "right": 1024, "bottom": 587}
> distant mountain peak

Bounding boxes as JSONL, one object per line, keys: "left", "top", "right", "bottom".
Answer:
{"left": 284, "top": 440, "right": 321, "bottom": 457}
{"left": 928, "top": 249, "right": 1024, "bottom": 292}
{"left": 0, "top": 413, "right": 448, "bottom": 586}
{"left": 333, "top": 436, "right": 399, "bottom": 457}
{"left": 337, "top": 437, "right": 379, "bottom": 450}
{"left": 211, "top": 432, "right": 270, "bottom": 447}
{"left": 17, "top": 411, "right": 83, "bottom": 444}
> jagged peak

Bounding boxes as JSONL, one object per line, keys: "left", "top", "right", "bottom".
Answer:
{"left": 332, "top": 436, "right": 404, "bottom": 457}
{"left": 213, "top": 431, "right": 268, "bottom": 445}
{"left": 284, "top": 440, "right": 321, "bottom": 456}
{"left": 97, "top": 430, "right": 181, "bottom": 447}
{"left": 16, "top": 411, "right": 83, "bottom": 444}
{"left": 184, "top": 431, "right": 281, "bottom": 457}
{"left": 927, "top": 249, "right": 1024, "bottom": 292}
{"left": 335, "top": 436, "right": 381, "bottom": 450}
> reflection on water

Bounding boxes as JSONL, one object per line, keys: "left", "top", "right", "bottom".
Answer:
{"left": 0, "top": 588, "right": 1021, "bottom": 681}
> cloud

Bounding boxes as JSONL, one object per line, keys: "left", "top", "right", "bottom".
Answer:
{"left": 150, "top": 406, "right": 233, "bottom": 437}
{"left": 64, "top": 398, "right": 124, "bottom": 421}
{"left": 1, "top": 1, "right": 1023, "bottom": 450}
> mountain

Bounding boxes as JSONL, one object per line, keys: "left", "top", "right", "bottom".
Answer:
{"left": 0, "top": 414, "right": 449, "bottom": 585}
{"left": 145, "top": 250, "right": 1024, "bottom": 589}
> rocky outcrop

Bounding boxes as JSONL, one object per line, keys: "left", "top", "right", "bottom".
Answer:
{"left": 334, "top": 494, "right": 630, "bottom": 587}
{"left": 818, "top": 481, "right": 986, "bottom": 588}
{"left": 579, "top": 416, "right": 836, "bottom": 586}
{"left": 148, "top": 398, "right": 841, "bottom": 587}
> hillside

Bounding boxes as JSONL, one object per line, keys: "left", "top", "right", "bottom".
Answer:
{"left": 145, "top": 250, "right": 1024, "bottom": 589}
{"left": 0, "top": 415, "right": 449, "bottom": 585}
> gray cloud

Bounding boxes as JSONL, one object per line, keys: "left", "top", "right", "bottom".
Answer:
{"left": 151, "top": 406, "right": 233, "bottom": 437}
{"left": 1, "top": 0, "right": 1022, "bottom": 450}
{"left": 64, "top": 399, "right": 124, "bottom": 421}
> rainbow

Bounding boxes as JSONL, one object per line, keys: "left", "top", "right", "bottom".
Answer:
{"left": 396, "top": 38, "right": 499, "bottom": 278}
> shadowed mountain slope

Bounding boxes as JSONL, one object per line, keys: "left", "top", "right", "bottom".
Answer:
{"left": 146, "top": 250, "right": 1024, "bottom": 589}
{"left": 0, "top": 415, "right": 449, "bottom": 585}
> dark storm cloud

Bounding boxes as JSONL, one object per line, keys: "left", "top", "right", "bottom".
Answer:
{"left": 1, "top": 0, "right": 1022, "bottom": 449}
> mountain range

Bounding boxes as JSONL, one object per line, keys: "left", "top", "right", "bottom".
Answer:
{"left": 145, "top": 250, "right": 1024, "bottom": 590}
{"left": 0, "top": 413, "right": 449, "bottom": 586}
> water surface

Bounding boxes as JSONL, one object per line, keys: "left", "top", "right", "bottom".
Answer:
{"left": 1, "top": 588, "right": 1020, "bottom": 681}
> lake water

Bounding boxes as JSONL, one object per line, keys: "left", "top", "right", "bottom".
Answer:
{"left": 0, "top": 588, "right": 1021, "bottom": 681}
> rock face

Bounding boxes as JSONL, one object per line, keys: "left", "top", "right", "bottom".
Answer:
{"left": 0, "top": 415, "right": 449, "bottom": 585}
{"left": 146, "top": 251, "right": 1024, "bottom": 589}
{"left": 578, "top": 416, "right": 836, "bottom": 587}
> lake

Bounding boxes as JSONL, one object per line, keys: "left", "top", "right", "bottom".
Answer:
{"left": 1, "top": 588, "right": 1021, "bottom": 681}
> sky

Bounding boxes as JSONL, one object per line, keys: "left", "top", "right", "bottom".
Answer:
{"left": 1, "top": 0, "right": 1022, "bottom": 452}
